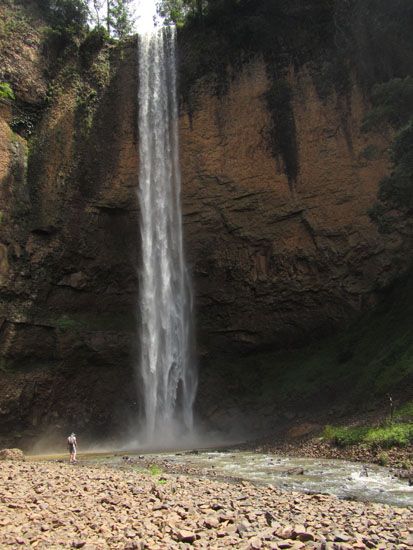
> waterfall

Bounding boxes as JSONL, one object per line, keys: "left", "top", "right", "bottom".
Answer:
{"left": 137, "top": 20, "right": 197, "bottom": 444}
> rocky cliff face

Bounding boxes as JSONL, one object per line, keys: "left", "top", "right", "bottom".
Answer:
{"left": 0, "top": 3, "right": 141, "bottom": 443}
{"left": 180, "top": 60, "right": 411, "bottom": 357}
{"left": 0, "top": 3, "right": 411, "bottom": 444}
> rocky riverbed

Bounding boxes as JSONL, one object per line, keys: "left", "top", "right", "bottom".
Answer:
{"left": 248, "top": 438, "right": 413, "bottom": 479}
{"left": 0, "top": 459, "right": 412, "bottom": 549}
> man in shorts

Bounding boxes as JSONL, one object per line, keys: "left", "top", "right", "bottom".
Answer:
{"left": 67, "top": 433, "right": 77, "bottom": 463}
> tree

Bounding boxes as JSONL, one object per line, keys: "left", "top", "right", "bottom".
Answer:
{"left": 90, "top": 0, "right": 105, "bottom": 28}
{"left": 158, "top": 0, "right": 186, "bottom": 25}
{"left": 37, "top": 0, "right": 89, "bottom": 35}
{"left": 158, "top": 0, "right": 207, "bottom": 24}
{"left": 107, "top": 0, "right": 134, "bottom": 37}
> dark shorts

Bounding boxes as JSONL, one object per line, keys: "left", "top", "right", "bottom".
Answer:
{"left": 69, "top": 444, "right": 75, "bottom": 453}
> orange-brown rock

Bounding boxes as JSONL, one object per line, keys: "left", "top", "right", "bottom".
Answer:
{"left": 0, "top": 1, "right": 48, "bottom": 105}
{"left": 180, "top": 59, "right": 411, "bottom": 354}
{"left": 0, "top": 3, "right": 411, "bottom": 442}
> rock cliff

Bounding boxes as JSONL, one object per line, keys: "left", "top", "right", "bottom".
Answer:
{"left": 180, "top": 59, "right": 411, "bottom": 357}
{"left": 0, "top": 2, "right": 141, "bottom": 443}
{"left": 0, "top": 1, "right": 411, "bottom": 444}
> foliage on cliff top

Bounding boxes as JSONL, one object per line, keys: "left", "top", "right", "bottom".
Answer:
{"left": 35, "top": 0, "right": 135, "bottom": 40}
{"left": 176, "top": 0, "right": 413, "bottom": 189}
{"left": 177, "top": 0, "right": 413, "bottom": 95}
{"left": 36, "top": 0, "right": 89, "bottom": 36}
{"left": 178, "top": 0, "right": 337, "bottom": 96}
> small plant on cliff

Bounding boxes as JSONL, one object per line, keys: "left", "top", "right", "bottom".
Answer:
{"left": 55, "top": 315, "right": 83, "bottom": 331}
{"left": 0, "top": 82, "right": 15, "bottom": 101}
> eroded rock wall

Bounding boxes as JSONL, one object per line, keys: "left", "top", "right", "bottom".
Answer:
{"left": 0, "top": 6, "right": 141, "bottom": 441}
{"left": 0, "top": 5, "right": 411, "bottom": 442}
{"left": 180, "top": 60, "right": 411, "bottom": 357}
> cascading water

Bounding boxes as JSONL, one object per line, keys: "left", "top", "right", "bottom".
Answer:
{"left": 137, "top": 5, "right": 197, "bottom": 444}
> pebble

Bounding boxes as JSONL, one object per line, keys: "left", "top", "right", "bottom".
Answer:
{"left": 0, "top": 460, "right": 411, "bottom": 549}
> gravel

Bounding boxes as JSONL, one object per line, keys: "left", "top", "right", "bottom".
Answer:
{"left": 0, "top": 460, "right": 412, "bottom": 549}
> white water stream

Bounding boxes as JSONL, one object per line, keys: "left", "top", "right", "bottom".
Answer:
{"left": 137, "top": 7, "right": 197, "bottom": 443}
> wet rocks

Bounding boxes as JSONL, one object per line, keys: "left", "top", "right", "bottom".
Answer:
{"left": 253, "top": 433, "right": 413, "bottom": 472}
{"left": 281, "top": 467, "right": 305, "bottom": 476}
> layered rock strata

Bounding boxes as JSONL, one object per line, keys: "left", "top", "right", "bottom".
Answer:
{"left": 0, "top": 3, "right": 411, "bottom": 440}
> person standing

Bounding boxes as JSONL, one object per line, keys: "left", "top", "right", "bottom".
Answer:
{"left": 67, "top": 433, "right": 77, "bottom": 463}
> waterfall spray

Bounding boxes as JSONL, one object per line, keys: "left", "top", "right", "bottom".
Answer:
{"left": 137, "top": 10, "right": 197, "bottom": 444}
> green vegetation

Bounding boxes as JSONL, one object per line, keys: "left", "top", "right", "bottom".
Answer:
{"left": 0, "top": 1, "right": 34, "bottom": 41}
{"left": 365, "top": 78, "right": 413, "bottom": 229}
{"left": 148, "top": 464, "right": 168, "bottom": 483}
{"left": 36, "top": 0, "right": 89, "bottom": 54}
{"left": 89, "top": 0, "right": 134, "bottom": 38}
{"left": 79, "top": 26, "right": 111, "bottom": 65}
{"left": 33, "top": 0, "right": 134, "bottom": 55}
{"left": 395, "top": 400, "right": 413, "bottom": 421}
{"left": 54, "top": 315, "right": 85, "bottom": 331}
{"left": 323, "top": 423, "right": 413, "bottom": 449}
{"left": 148, "top": 464, "right": 162, "bottom": 476}
{"left": 362, "top": 78, "right": 413, "bottom": 132}
{"left": 0, "top": 82, "right": 15, "bottom": 101}
{"left": 377, "top": 451, "right": 389, "bottom": 466}
{"left": 377, "top": 121, "right": 413, "bottom": 210}
{"left": 360, "top": 145, "right": 381, "bottom": 162}
{"left": 108, "top": 0, "right": 134, "bottom": 38}
{"left": 37, "top": 0, "right": 89, "bottom": 35}
{"left": 333, "top": 1, "right": 413, "bottom": 90}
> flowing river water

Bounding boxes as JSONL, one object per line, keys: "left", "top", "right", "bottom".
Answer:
{"left": 156, "top": 450, "right": 413, "bottom": 508}
{"left": 35, "top": 450, "right": 413, "bottom": 509}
